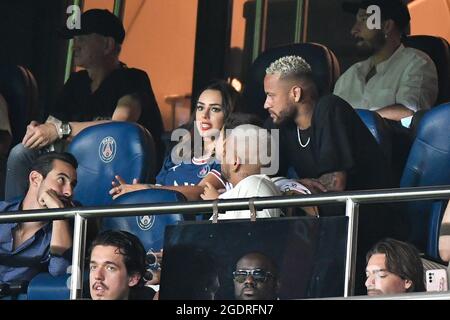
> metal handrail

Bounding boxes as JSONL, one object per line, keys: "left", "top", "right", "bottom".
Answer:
{"left": 2, "top": 185, "right": 449, "bottom": 223}
{"left": 1, "top": 185, "right": 449, "bottom": 299}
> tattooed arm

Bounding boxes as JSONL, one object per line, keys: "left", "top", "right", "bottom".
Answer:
{"left": 317, "top": 171, "right": 347, "bottom": 192}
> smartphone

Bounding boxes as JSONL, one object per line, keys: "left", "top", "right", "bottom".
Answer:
{"left": 426, "top": 269, "right": 448, "bottom": 292}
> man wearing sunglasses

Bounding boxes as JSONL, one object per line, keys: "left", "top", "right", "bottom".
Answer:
{"left": 233, "top": 252, "right": 279, "bottom": 300}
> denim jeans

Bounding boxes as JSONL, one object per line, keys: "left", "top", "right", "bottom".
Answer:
{"left": 5, "top": 143, "right": 43, "bottom": 200}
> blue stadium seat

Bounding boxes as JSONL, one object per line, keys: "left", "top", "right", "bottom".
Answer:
{"left": 355, "top": 109, "right": 392, "bottom": 163}
{"left": 400, "top": 102, "right": 450, "bottom": 259}
{"left": 243, "top": 42, "right": 340, "bottom": 120}
{"left": 106, "top": 189, "right": 186, "bottom": 252}
{"left": 27, "top": 273, "right": 70, "bottom": 300}
{"left": 67, "top": 122, "right": 156, "bottom": 207}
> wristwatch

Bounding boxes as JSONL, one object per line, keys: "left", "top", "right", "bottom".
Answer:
{"left": 59, "top": 122, "right": 72, "bottom": 139}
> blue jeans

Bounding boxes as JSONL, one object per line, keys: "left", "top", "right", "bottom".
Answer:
{"left": 5, "top": 144, "right": 43, "bottom": 200}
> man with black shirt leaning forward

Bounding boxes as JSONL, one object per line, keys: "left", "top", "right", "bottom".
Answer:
{"left": 263, "top": 55, "right": 401, "bottom": 294}
{"left": 5, "top": 9, "right": 164, "bottom": 200}
{"left": 264, "top": 55, "right": 393, "bottom": 194}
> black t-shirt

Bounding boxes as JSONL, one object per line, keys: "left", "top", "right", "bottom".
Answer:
{"left": 49, "top": 65, "right": 165, "bottom": 165}
{"left": 267, "top": 95, "right": 403, "bottom": 295}
{"left": 268, "top": 94, "right": 394, "bottom": 191}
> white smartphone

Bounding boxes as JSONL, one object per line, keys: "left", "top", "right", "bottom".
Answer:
{"left": 426, "top": 269, "right": 448, "bottom": 292}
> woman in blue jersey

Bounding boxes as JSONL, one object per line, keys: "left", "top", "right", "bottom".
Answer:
{"left": 110, "top": 80, "right": 243, "bottom": 200}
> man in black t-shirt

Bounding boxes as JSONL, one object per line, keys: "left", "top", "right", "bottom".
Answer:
{"left": 5, "top": 9, "right": 164, "bottom": 200}
{"left": 263, "top": 55, "right": 404, "bottom": 295}
{"left": 264, "top": 55, "right": 393, "bottom": 193}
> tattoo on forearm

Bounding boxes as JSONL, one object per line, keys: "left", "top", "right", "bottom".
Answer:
{"left": 318, "top": 173, "right": 337, "bottom": 189}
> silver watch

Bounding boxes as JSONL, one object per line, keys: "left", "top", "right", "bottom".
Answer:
{"left": 60, "top": 122, "right": 72, "bottom": 139}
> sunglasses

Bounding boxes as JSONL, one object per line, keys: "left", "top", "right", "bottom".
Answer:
{"left": 232, "top": 268, "right": 274, "bottom": 283}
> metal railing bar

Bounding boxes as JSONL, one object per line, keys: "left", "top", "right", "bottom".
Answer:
{"left": 0, "top": 186, "right": 449, "bottom": 223}
{"left": 344, "top": 198, "right": 359, "bottom": 297}
{"left": 2, "top": 185, "right": 447, "bottom": 299}
{"left": 70, "top": 213, "right": 87, "bottom": 300}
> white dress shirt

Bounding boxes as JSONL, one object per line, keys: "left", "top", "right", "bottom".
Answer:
{"left": 334, "top": 45, "right": 438, "bottom": 112}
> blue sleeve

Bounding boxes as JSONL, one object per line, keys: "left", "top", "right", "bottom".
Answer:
{"left": 155, "top": 154, "right": 175, "bottom": 185}
{"left": 211, "top": 161, "right": 221, "bottom": 173}
{"left": 47, "top": 249, "right": 72, "bottom": 276}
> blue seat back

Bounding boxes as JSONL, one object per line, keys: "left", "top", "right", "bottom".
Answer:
{"left": 68, "top": 122, "right": 155, "bottom": 207}
{"left": 400, "top": 103, "right": 450, "bottom": 258}
{"left": 0, "top": 64, "right": 38, "bottom": 148}
{"left": 243, "top": 42, "right": 340, "bottom": 119}
{"left": 355, "top": 109, "right": 392, "bottom": 162}
{"left": 106, "top": 189, "right": 185, "bottom": 252}
{"left": 27, "top": 273, "right": 70, "bottom": 300}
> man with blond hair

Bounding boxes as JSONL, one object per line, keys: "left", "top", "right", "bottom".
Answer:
{"left": 264, "top": 55, "right": 392, "bottom": 193}
{"left": 264, "top": 55, "right": 402, "bottom": 294}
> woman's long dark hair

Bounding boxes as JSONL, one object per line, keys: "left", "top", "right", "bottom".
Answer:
{"left": 172, "top": 80, "right": 244, "bottom": 160}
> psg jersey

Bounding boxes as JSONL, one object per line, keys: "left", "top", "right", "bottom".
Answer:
{"left": 155, "top": 154, "right": 221, "bottom": 186}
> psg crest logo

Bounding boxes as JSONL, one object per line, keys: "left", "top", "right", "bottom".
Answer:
{"left": 99, "top": 136, "right": 117, "bottom": 163}
{"left": 197, "top": 164, "right": 210, "bottom": 178}
{"left": 137, "top": 215, "right": 155, "bottom": 231}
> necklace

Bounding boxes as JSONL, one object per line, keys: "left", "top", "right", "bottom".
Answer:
{"left": 297, "top": 127, "right": 310, "bottom": 148}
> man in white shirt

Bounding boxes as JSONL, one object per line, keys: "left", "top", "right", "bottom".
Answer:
{"left": 202, "top": 124, "right": 281, "bottom": 220}
{"left": 334, "top": 0, "right": 438, "bottom": 121}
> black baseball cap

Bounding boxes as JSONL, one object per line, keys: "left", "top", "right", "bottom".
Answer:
{"left": 342, "top": 0, "right": 410, "bottom": 31}
{"left": 59, "top": 9, "right": 125, "bottom": 44}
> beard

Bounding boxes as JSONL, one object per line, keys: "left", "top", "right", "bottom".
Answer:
{"left": 355, "top": 31, "right": 386, "bottom": 58}
{"left": 221, "top": 164, "right": 231, "bottom": 182}
{"left": 273, "top": 104, "right": 297, "bottom": 126}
